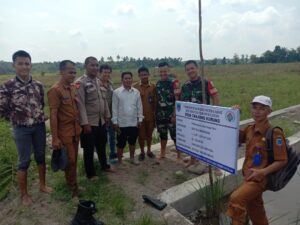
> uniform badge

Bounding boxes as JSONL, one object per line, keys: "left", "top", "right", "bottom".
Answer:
{"left": 75, "top": 82, "right": 81, "bottom": 89}
{"left": 253, "top": 152, "right": 262, "bottom": 166}
{"left": 276, "top": 137, "right": 283, "bottom": 146}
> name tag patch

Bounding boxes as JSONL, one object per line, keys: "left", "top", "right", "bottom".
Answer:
{"left": 276, "top": 137, "right": 283, "bottom": 146}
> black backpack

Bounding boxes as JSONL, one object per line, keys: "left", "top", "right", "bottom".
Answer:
{"left": 265, "top": 127, "right": 300, "bottom": 191}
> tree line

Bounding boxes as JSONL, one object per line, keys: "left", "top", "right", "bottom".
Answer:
{"left": 0, "top": 45, "right": 300, "bottom": 75}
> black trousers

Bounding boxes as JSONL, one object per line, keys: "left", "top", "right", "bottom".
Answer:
{"left": 80, "top": 124, "right": 109, "bottom": 178}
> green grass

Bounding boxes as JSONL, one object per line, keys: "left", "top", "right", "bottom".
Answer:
{"left": 1, "top": 63, "right": 299, "bottom": 119}
{"left": 0, "top": 120, "right": 17, "bottom": 200}
{"left": 197, "top": 176, "right": 226, "bottom": 219}
{"left": 49, "top": 159, "right": 135, "bottom": 224}
{"left": 270, "top": 117, "right": 300, "bottom": 137}
{"left": 1, "top": 63, "right": 300, "bottom": 223}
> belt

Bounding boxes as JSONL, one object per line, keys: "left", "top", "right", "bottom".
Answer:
{"left": 14, "top": 123, "right": 43, "bottom": 128}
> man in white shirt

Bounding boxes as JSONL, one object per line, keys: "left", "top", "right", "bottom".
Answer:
{"left": 112, "top": 72, "right": 144, "bottom": 165}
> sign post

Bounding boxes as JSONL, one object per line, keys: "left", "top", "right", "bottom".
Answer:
{"left": 176, "top": 101, "right": 240, "bottom": 174}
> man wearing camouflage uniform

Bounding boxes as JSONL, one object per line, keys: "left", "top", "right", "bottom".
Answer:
{"left": 156, "top": 62, "right": 181, "bottom": 160}
{"left": 181, "top": 60, "right": 221, "bottom": 175}
{"left": 0, "top": 50, "right": 52, "bottom": 206}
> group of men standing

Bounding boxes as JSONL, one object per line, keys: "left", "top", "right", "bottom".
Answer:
{"left": 0, "top": 50, "right": 220, "bottom": 205}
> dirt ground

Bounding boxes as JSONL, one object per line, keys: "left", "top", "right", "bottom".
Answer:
{"left": 1, "top": 106, "right": 300, "bottom": 225}
{"left": 0, "top": 144, "right": 198, "bottom": 225}
{"left": 108, "top": 147, "right": 197, "bottom": 222}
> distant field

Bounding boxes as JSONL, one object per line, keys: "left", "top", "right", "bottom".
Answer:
{"left": 0, "top": 63, "right": 299, "bottom": 120}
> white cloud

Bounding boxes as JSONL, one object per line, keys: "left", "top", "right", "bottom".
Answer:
{"left": 44, "top": 27, "right": 60, "bottom": 34}
{"left": 220, "top": 0, "right": 264, "bottom": 5}
{"left": 114, "top": 3, "right": 137, "bottom": 16}
{"left": 68, "top": 28, "right": 87, "bottom": 49}
{"left": 34, "top": 11, "right": 49, "bottom": 17}
{"left": 155, "top": 0, "right": 182, "bottom": 12}
{"left": 240, "top": 6, "right": 279, "bottom": 25}
{"left": 102, "top": 21, "right": 119, "bottom": 32}
{"left": 69, "top": 28, "right": 82, "bottom": 37}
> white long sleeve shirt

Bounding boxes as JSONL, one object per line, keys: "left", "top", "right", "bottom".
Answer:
{"left": 112, "top": 86, "right": 144, "bottom": 127}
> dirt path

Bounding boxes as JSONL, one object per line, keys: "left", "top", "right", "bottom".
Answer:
{"left": 0, "top": 180, "right": 70, "bottom": 225}
{"left": 108, "top": 148, "right": 196, "bottom": 222}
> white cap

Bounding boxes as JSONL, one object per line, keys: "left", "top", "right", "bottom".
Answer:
{"left": 251, "top": 95, "right": 272, "bottom": 108}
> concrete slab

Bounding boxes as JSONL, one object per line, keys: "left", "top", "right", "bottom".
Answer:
{"left": 158, "top": 130, "right": 300, "bottom": 217}
{"left": 240, "top": 104, "right": 300, "bottom": 128}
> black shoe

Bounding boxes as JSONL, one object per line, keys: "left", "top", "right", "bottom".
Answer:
{"left": 147, "top": 151, "right": 155, "bottom": 159}
{"left": 70, "top": 200, "right": 105, "bottom": 225}
{"left": 138, "top": 153, "right": 145, "bottom": 161}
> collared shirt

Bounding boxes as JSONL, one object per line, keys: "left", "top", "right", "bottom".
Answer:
{"left": 240, "top": 119, "right": 288, "bottom": 175}
{"left": 133, "top": 81, "right": 156, "bottom": 122}
{"left": 99, "top": 79, "right": 114, "bottom": 114}
{"left": 181, "top": 77, "right": 218, "bottom": 104}
{"left": 112, "top": 86, "right": 143, "bottom": 127}
{"left": 47, "top": 81, "right": 81, "bottom": 137}
{"left": 0, "top": 76, "right": 46, "bottom": 126}
{"left": 156, "top": 78, "right": 176, "bottom": 123}
{"left": 75, "top": 74, "right": 110, "bottom": 127}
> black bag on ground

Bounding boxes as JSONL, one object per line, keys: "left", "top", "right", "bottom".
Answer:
{"left": 265, "top": 127, "right": 300, "bottom": 191}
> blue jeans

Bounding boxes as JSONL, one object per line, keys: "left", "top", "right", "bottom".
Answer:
{"left": 13, "top": 123, "right": 46, "bottom": 170}
{"left": 106, "top": 123, "right": 116, "bottom": 159}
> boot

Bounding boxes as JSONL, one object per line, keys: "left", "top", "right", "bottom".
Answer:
{"left": 18, "top": 170, "right": 33, "bottom": 206}
{"left": 70, "top": 200, "right": 105, "bottom": 225}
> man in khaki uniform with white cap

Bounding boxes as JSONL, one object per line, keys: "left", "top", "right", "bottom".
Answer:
{"left": 227, "top": 95, "right": 288, "bottom": 225}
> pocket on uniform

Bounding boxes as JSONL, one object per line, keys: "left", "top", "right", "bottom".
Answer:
{"left": 86, "top": 84, "right": 96, "bottom": 93}
{"left": 62, "top": 99, "right": 72, "bottom": 105}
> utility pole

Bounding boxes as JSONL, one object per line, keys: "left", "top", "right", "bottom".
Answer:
{"left": 198, "top": 0, "right": 214, "bottom": 188}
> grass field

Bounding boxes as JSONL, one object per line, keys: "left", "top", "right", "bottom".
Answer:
{"left": 0, "top": 63, "right": 299, "bottom": 224}
{"left": 1, "top": 63, "right": 299, "bottom": 119}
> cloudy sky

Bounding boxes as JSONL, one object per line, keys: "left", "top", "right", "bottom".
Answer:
{"left": 0, "top": 0, "right": 299, "bottom": 62}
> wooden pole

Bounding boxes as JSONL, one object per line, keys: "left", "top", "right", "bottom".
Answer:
{"left": 198, "top": 0, "right": 214, "bottom": 188}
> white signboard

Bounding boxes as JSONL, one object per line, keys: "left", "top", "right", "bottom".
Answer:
{"left": 176, "top": 101, "right": 240, "bottom": 174}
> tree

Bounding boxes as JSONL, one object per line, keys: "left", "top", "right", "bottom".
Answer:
{"left": 233, "top": 53, "right": 240, "bottom": 64}
{"left": 250, "top": 54, "right": 258, "bottom": 64}
{"left": 222, "top": 57, "right": 227, "bottom": 65}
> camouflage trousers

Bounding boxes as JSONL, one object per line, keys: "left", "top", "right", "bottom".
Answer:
{"left": 156, "top": 122, "right": 176, "bottom": 141}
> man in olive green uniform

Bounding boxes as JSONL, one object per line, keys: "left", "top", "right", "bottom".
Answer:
{"left": 181, "top": 60, "right": 221, "bottom": 175}
{"left": 156, "top": 62, "right": 181, "bottom": 160}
